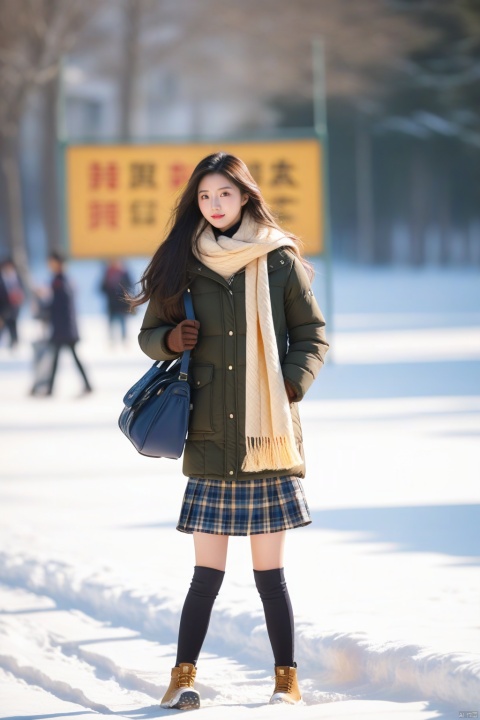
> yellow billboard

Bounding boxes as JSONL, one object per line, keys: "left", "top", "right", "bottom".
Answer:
{"left": 66, "top": 139, "right": 323, "bottom": 257}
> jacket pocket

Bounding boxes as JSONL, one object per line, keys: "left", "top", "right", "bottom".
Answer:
{"left": 188, "top": 363, "right": 215, "bottom": 434}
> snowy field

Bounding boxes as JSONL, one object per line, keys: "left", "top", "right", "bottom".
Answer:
{"left": 0, "top": 262, "right": 479, "bottom": 719}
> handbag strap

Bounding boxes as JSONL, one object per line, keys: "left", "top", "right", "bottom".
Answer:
{"left": 178, "top": 289, "right": 195, "bottom": 381}
{"left": 184, "top": 287, "right": 195, "bottom": 322}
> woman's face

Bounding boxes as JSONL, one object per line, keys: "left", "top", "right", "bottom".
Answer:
{"left": 197, "top": 172, "right": 248, "bottom": 232}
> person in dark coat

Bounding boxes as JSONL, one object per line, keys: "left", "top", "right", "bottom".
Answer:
{"left": 0, "top": 258, "right": 25, "bottom": 348}
{"left": 100, "top": 259, "right": 133, "bottom": 343}
{"left": 0, "top": 269, "right": 9, "bottom": 339}
{"left": 31, "top": 252, "right": 92, "bottom": 396}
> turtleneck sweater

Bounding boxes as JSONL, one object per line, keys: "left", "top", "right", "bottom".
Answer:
{"left": 212, "top": 217, "right": 242, "bottom": 240}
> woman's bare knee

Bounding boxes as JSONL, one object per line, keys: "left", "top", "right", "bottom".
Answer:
{"left": 250, "top": 531, "right": 286, "bottom": 571}
{"left": 193, "top": 532, "right": 229, "bottom": 571}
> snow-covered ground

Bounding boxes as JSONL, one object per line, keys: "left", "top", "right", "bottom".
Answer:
{"left": 0, "top": 262, "right": 479, "bottom": 719}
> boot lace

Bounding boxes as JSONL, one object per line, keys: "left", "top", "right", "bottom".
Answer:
{"left": 274, "top": 672, "right": 292, "bottom": 694}
{"left": 177, "top": 669, "right": 193, "bottom": 688}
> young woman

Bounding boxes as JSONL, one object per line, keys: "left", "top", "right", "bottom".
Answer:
{"left": 131, "top": 152, "right": 328, "bottom": 709}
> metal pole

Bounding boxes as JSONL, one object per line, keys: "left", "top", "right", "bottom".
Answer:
{"left": 312, "top": 37, "right": 327, "bottom": 137}
{"left": 312, "top": 37, "right": 334, "bottom": 361}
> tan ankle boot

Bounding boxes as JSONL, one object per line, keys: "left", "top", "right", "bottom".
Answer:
{"left": 269, "top": 665, "right": 302, "bottom": 705}
{"left": 160, "top": 662, "right": 200, "bottom": 710}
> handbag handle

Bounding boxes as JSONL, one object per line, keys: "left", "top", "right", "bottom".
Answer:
{"left": 178, "top": 289, "right": 195, "bottom": 381}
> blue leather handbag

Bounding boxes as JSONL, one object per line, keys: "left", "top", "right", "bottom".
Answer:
{"left": 118, "top": 289, "right": 195, "bottom": 459}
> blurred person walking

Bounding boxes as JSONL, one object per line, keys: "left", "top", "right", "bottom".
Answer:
{"left": 31, "top": 252, "right": 92, "bottom": 397}
{"left": 100, "top": 259, "right": 133, "bottom": 344}
{"left": 129, "top": 152, "right": 328, "bottom": 709}
{"left": 0, "top": 259, "right": 25, "bottom": 348}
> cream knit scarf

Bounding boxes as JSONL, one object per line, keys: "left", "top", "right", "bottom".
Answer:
{"left": 193, "top": 212, "right": 303, "bottom": 473}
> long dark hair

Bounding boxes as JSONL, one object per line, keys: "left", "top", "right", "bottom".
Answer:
{"left": 129, "top": 151, "right": 313, "bottom": 322}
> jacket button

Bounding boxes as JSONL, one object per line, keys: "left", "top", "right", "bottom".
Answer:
{"left": 228, "top": 365, "right": 233, "bottom": 370}
{"left": 280, "top": 260, "right": 285, "bottom": 264}
{"left": 229, "top": 470, "right": 234, "bottom": 475}
{"left": 228, "top": 330, "right": 233, "bottom": 336}
{"left": 229, "top": 413, "right": 234, "bottom": 419}
{"left": 196, "top": 381, "right": 201, "bottom": 386}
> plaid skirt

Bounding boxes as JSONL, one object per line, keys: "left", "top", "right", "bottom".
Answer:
{"left": 176, "top": 475, "right": 311, "bottom": 536}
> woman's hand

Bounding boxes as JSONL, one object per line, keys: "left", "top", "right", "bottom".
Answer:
{"left": 166, "top": 319, "right": 201, "bottom": 352}
{"left": 284, "top": 378, "right": 297, "bottom": 403}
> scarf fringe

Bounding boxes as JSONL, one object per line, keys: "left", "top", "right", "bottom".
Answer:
{"left": 241, "top": 436, "right": 302, "bottom": 473}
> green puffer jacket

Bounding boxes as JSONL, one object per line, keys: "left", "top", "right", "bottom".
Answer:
{"left": 138, "top": 247, "right": 329, "bottom": 480}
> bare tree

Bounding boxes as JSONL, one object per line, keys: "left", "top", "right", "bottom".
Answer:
{"left": 41, "top": 74, "right": 61, "bottom": 253}
{"left": 1, "top": 0, "right": 440, "bottom": 274}
{"left": 0, "top": 0, "right": 99, "bottom": 286}
{"left": 385, "top": 1, "right": 480, "bottom": 263}
{"left": 119, "top": 0, "right": 142, "bottom": 139}
{"left": 79, "top": 0, "right": 433, "bottom": 134}
{"left": 136, "top": 0, "right": 436, "bottom": 262}
{"left": 142, "top": 0, "right": 433, "bottom": 110}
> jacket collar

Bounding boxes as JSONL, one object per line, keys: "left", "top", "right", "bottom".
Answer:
{"left": 266, "top": 247, "right": 295, "bottom": 273}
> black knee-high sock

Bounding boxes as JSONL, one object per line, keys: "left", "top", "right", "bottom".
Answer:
{"left": 175, "top": 565, "right": 225, "bottom": 667}
{"left": 254, "top": 568, "right": 294, "bottom": 667}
